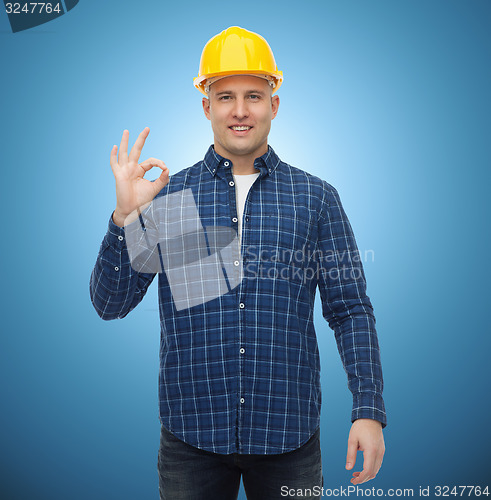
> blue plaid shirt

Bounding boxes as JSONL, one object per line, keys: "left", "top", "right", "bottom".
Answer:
{"left": 89, "top": 145, "right": 386, "bottom": 455}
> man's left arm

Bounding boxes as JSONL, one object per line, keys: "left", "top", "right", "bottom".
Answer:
{"left": 315, "top": 182, "right": 386, "bottom": 484}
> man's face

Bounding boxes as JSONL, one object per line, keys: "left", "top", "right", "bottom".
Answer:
{"left": 202, "top": 75, "right": 280, "bottom": 161}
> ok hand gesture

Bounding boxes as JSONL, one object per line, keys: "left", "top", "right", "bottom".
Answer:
{"left": 110, "top": 127, "right": 169, "bottom": 227}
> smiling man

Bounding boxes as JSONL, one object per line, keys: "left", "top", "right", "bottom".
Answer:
{"left": 90, "top": 26, "right": 387, "bottom": 500}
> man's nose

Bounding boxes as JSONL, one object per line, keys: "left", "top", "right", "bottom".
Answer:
{"left": 232, "top": 97, "right": 249, "bottom": 119}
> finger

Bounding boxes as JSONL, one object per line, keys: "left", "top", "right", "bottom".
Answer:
{"left": 128, "top": 127, "right": 150, "bottom": 164}
{"left": 150, "top": 168, "right": 170, "bottom": 195}
{"left": 110, "top": 145, "right": 118, "bottom": 173}
{"left": 346, "top": 438, "right": 358, "bottom": 470}
{"left": 351, "top": 468, "right": 374, "bottom": 484}
{"left": 374, "top": 449, "right": 384, "bottom": 476}
{"left": 138, "top": 157, "right": 167, "bottom": 173}
{"left": 118, "top": 129, "right": 129, "bottom": 165}
{"left": 352, "top": 449, "right": 376, "bottom": 484}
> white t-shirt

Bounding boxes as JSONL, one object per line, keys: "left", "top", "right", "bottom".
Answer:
{"left": 232, "top": 171, "right": 260, "bottom": 244}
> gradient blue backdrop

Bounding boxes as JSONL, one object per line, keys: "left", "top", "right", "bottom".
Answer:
{"left": 1, "top": 1, "right": 490, "bottom": 498}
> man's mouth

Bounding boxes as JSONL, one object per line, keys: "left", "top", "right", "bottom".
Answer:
{"left": 230, "top": 125, "right": 252, "bottom": 131}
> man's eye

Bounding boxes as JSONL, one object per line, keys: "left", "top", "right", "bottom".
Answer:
{"left": 248, "top": 95, "right": 260, "bottom": 100}
{"left": 219, "top": 96, "right": 231, "bottom": 100}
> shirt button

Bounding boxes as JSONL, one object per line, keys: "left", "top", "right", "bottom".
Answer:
{"left": 232, "top": 217, "right": 238, "bottom": 223}
{"left": 239, "top": 302, "right": 245, "bottom": 309}
{"left": 114, "top": 267, "right": 119, "bottom": 271}
{"left": 118, "top": 235, "right": 123, "bottom": 241}
{"left": 240, "top": 348, "right": 245, "bottom": 354}
{"left": 234, "top": 260, "right": 240, "bottom": 266}
{"left": 240, "top": 398, "right": 245, "bottom": 404}
{"left": 229, "top": 181, "right": 235, "bottom": 187}
{"left": 224, "top": 161, "right": 230, "bottom": 167}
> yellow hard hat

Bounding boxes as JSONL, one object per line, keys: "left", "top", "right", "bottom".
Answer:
{"left": 194, "top": 26, "right": 283, "bottom": 96}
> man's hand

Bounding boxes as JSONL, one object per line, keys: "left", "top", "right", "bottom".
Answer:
{"left": 110, "top": 127, "right": 169, "bottom": 227}
{"left": 345, "top": 418, "right": 385, "bottom": 485}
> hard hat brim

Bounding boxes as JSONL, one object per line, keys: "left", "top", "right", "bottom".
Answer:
{"left": 194, "top": 70, "right": 283, "bottom": 96}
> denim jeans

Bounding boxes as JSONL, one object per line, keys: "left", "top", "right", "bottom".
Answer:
{"left": 157, "top": 424, "right": 323, "bottom": 499}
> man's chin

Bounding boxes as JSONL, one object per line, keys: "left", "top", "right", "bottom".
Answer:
{"left": 221, "top": 141, "right": 264, "bottom": 159}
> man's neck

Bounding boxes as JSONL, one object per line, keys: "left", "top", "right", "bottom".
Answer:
{"left": 214, "top": 144, "right": 267, "bottom": 175}
{"left": 231, "top": 157, "right": 259, "bottom": 175}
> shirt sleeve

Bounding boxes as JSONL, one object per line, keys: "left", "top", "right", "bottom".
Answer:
{"left": 89, "top": 211, "right": 157, "bottom": 320}
{"left": 316, "top": 183, "right": 387, "bottom": 428}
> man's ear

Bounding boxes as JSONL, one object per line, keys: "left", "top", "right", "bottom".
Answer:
{"left": 271, "top": 95, "right": 280, "bottom": 120}
{"left": 202, "top": 97, "right": 211, "bottom": 120}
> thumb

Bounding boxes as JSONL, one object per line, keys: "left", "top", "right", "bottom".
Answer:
{"left": 346, "top": 438, "right": 358, "bottom": 470}
{"left": 152, "top": 169, "right": 170, "bottom": 192}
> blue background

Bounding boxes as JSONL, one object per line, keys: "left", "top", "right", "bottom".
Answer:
{"left": 1, "top": 0, "right": 490, "bottom": 498}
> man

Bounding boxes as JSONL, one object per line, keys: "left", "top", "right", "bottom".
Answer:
{"left": 90, "top": 26, "right": 386, "bottom": 499}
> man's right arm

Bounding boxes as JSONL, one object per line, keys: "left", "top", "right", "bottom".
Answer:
{"left": 89, "top": 211, "right": 156, "bottom": 320}
{"left": 89, "top": 127, "right": 169, "bottom": 320}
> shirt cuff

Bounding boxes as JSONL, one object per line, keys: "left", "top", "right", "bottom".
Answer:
{"left": 104, "top": 211, "right": 127, "bottom": 250}
{"left": 352, "top": 393, "right": 387, "bottom": 429}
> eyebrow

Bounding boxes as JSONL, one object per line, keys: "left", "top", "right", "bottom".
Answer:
{"left": 215, "top": 89, "right": 266, "bottom": 96}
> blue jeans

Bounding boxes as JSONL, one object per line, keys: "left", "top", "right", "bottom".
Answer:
{"left": 157, "top": 424, "right": 323, "bottom": 499}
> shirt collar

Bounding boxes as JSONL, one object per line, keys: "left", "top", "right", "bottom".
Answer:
{"left": 203, "top": 144, "right": 281, "bottom": 178}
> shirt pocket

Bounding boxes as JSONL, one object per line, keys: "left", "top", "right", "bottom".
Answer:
{"left": 260, "top": 207, "right": 315, "bottom": 266}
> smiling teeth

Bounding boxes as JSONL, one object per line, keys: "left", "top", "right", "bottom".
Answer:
{"left": 232, "top": 126, "right": 251, "bottom": 131}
